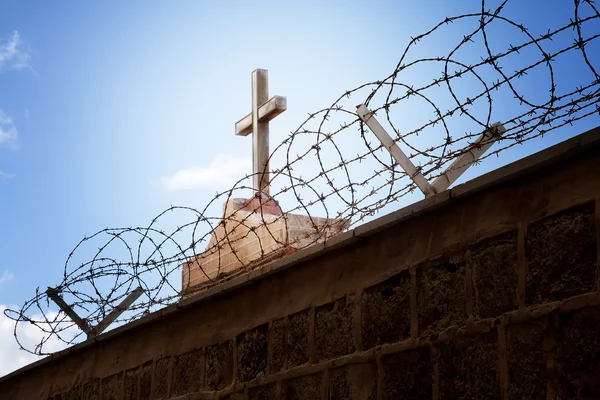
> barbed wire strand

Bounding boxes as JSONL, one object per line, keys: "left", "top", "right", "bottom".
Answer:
{"left": 5, "top": 0, "right": 600, "bottom": 356}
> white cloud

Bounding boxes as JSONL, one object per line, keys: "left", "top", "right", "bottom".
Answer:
{"left": 162, "top": 154, "right": 251, "bottom": 190}
{"left": 0, "top": 31, "right": 32, "bottom": 72}
{"left": 0, "top": 109, "right": 18, "bottom": 149}
{"left": 0, "top": 305, "right": 79, "bottom": 377}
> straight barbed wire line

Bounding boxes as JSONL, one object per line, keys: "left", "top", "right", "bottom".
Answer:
{"left": 4, "top": 0, "right": 600, "bottom": 355}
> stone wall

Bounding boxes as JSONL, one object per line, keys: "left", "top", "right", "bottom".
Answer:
{"left": 1, "top": 127, "right": 600, "bottom": 399}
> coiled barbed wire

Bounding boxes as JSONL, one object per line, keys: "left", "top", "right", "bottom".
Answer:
{"left": 5, "top": 0, "right": 600, "bottom": 356}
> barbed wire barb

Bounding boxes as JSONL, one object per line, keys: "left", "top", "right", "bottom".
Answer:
{"left": 4, "top": 0, "right": 600, "bottom": 356}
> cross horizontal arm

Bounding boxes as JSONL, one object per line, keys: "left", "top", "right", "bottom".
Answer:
{"left": 235, "top": 96, "right": 287, "bottom": 136}
{"left": 431, "top": 122, "right": 506, "bottom": 193}
{"left": 357, "top": 104, "right": 435, "bottom": 197}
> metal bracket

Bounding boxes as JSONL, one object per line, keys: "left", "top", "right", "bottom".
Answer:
{"left": 356, "top": 104, "right": 506, "bottom": 197}
{"left": 46, "top": 286, "right": 144, "bottom": 339}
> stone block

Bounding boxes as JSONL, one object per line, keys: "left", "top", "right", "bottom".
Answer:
{"left": 124, "top": 368, "right": 138, "bottom": 400}
{"left": 469, "top": 231, "right": 518, "bottom": 319}
{"left": 172, "top": 349, "right": 204, "bottom": 396}
{"left": 102, "top": 373, "right": 122, "bottom": 400}
{"left": 288, "top": 309, "right": 310, "bottom": 368}
{"left": 220, "top": 392, "right": 245, "bottom": 400}
{"left": 183, "top": 198, "right": 346, "bottom": 292}
{"left": 459, "top": 186, "right": 520, "bottom": 242}
{"left": 429, "top": 203, "right": 464, "bottom": 257}
{"left": 417, "top": 254, "right": 466, "bottom": 336}
{"left": 139, "top": 362, "right": 152, "bottom": 400}
{"left": 526, "top": 202, "right": 597, "bottom": 304}
{"left": 315, "top": 297, "right": 356, "bottom": 361}
{"left": 82, "top": 380, "right": 100, "bottom": 400}
{"left": 329, "top": 362, "right": 377, "bottom": 400}
{"left": 506, "top": 319, "right": 548, "bottom": 400}
{"left": 438, "top": 330, "right": 499, "bottom": 400}
{"left": 269, "top": 318, "right": 286, "bottom": 373}
{"left": 552, "top": 308, "right": 600, "bottom": 398}
{"left": 153, "top": 357, "right": 171, "bottom": 399}
{"left": 61, "top": 386, "right": 81, "bottom": 400}
{"left": 361, "top": 269, "right": 411, "bottom": 349}
{"left": 282, "top": 374, "right": 323, "bottom": 400}
{"left": 205, "top": 340, "right": 234, "bottom": 390}
{"left": 248, "top": 383, "right": 277, "bottom": 400}
{"left": 381, "top": 349, "right": 432, "bottom": 400}
{"left": 237, "top": 324, "right": 268, "bottom": 382}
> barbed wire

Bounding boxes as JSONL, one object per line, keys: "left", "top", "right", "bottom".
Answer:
{"left": 5, "top": 0, "right": 600, "bottom": 356}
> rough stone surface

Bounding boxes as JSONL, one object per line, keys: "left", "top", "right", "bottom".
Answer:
{"left": 282, "top": 374, "right": 323, "bottom": 400}
{"left": 526, "top": 202, "right": 597, "bottom": 304}
{"left": 438, "top": 330, "right": 499, "bottom": 400}
{"left": 270, "top": 318, "right": 286, "bottom": 373}
{"left": 82, "top": 379, "right": 100, "bottom": 400}
{"left": 237, "top": 324, "right": 268, "bottom": 382}
{"left": 382, "top": 349, "right": 432, "bottom": 400}
{"left": 172, "top": 349, "right": 204, "bottom": 396}
{"left": 288, "top": 310, "right": 310, "bottom": 368}
{"left": 361, "top": 270, "right": 410, "bottom": 349}
{"left": 470, "top": 231, "right": 518, "bottom": 319}
{"left": 417, "top": 254, "right": 466, "bottom": 335}
{"left": 153, "top": 357, "right": 171, "bottom": 399}
{"left": 329, "top": 363, "right": 377, "bottom": 400}
{"left": 5, "top": 139, "right": 600, "bottom": 400}
{"left": 220, "top": 392, "right": 245, "bottom": 400}
{"left": 315, "top": 296, "right": 355, "bottom": 361}
{"left": 124, "top": 368, "right": 138, "bottom": 400}
{"left": 506, "top": 319, "right": 547, "bottom": 400}
{"left": 139, "top": 361, "right": 152, "bottom": 400}
{"left": 205, "top": 340, "right": 233, "bottom": 390}
{"left": 248, "top": 383, "right": 277, "bottom": 400}
{"left": 101, "top": 373, "right": 122, "bottom": 400}
{"left": 552, "top": 308, "right": 600, "bottom": 398}
{"left": 61, "top": 386, "right": 82, "bottom": 400}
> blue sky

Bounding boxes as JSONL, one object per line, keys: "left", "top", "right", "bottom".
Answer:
{"left": 0, "top": 0, "right": 598, "bottom": 374}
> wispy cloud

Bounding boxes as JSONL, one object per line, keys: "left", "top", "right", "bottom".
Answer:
{"left": 0, "top": 171, "right": 15, "bottom": 180}
{"left": 0, "top": 109, "right": 18, "bottom": 150}
{"left": 0, "top": 271, "right": 14, "bottom": 286}
{"left": 0, "top": 304, "right": 77, "bottom": 377}
{"left": 162, "top": 154, "right": 251, "bottom": 190}
{"left": 0, "top": 31, "right": 32, "bottom": 72}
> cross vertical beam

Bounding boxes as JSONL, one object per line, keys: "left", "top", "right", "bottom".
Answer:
{"left": 252, "top": 69, "right": 270, "bottom": 196}
{"left": 235, "top": 69, "right": 287, "bottom": 197}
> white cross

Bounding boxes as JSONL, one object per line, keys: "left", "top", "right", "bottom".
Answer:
{"left": 235, "top": 69, "right": 287, "bottom": 197}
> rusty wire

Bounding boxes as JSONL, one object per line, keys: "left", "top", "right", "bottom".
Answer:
{"left": 5, "top": 0, "right": 600, "bottom": 355}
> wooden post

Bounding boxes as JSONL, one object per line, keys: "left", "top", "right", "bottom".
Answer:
{"left": 92, "top": 287, "right": 143, "bottom": 335}
{"left": 356, "top": 104, "right": 506, "bottom": 197}
{"left": 46, "top": 286, "right": 144, "bottom": 338}
{"left": 46, "top": 287, "right": 93, "bottom": 338}
{"left": 356, "top": 104, "right": 435, "bottom": 196}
